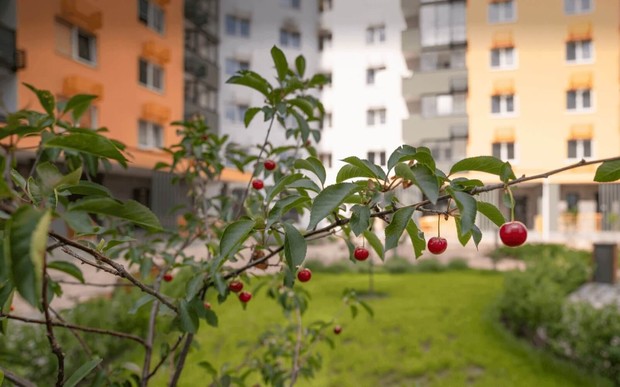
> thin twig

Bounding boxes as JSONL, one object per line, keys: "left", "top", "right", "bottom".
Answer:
{"left": 59, "top": 246, "right": 119, "bottom": 275}
{"left": 169, "top": 333, "right": 194, "bottom": 386}
{"left": 289, "top": 305, "right": 304, "bottom": 387}
{"left": 49, "top": 232, "right": 178, "bottom": 313}
{"left": 145, "top": 334, "right": 185, "bottom": 380}
{"left": 140, "top": 274, "right": 163, "bottom": 386}
{"left": 0, "top": 365, "right": 36, "bottom": 387}
{"left": 42, "top": 258, "right": 65, "bottom": 386}
{"left": 55, "top": 280, "right": 132, "bottom": 287}
{"left": 0, "top": 313, "right": 148, "bottom": 346}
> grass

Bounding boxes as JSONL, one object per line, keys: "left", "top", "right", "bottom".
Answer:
{"left": 153, "top": 272, "right": 611, "bottom": 386}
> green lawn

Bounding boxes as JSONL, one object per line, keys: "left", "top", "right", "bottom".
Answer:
{"left": 157, "top": 272, "right": 610, "bottom": 386}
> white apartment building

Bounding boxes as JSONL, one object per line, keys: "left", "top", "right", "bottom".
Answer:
{"left": 219, "top": 0, "right": 408, "bottom": 184}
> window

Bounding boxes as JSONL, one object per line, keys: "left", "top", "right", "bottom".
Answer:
{"left": 566, "top": 89, "right": 592, "bottom": 111}
{"left": 567, "top": 139, "right": 592, "bottom": 159}
{"left": 366, "top": 25, "right": 386, "bottom": 44}
{"left": 366, "top": 108, "right": 386, "bottom": 126}
{"left": 225, "top": 58, "right": 250, "bottom": 75}
{"left": 225, "top": 15, "right": 250, "bottom": 37}
{"left": 280, "top": 29, "right": 301, "bottom": 48}
{"left": 491, "top": 47, "right": 516, "bottom": 69}
{"left": 319, "top": 31, "right": 332, "bottom": 51}
{"left": 225, "top": 104, "right": 248, "bottom": 123}
{"left": 488, "top": 0, "right": 515, "bottom": 23}
{"left": 138, "top": 120, "right": 164, "bottom": 149}
{"left": 419, "top": 49, "right": 466, "bottom": 71}
{"left": 420, "top": 1, "right": 465, "bottom": 47}
{"left": 189, "top": 82, "right": 217, "bottom": 110}
{"left": 281, "top": 0, "right": 301, "bottom": 9}
{"left": 138, "top": 0, "right": 165, "bottom": 34}
{"left": 491, "top": 94, "right": 515, "bottom": 115}
{"left": 319, "top": 0, "right": 333, "bottom": 12}
{"left": 367, "top": 151, "right": 386, "bottom": 166}
{"left": 566, "top": 40, "right": 592, "bottom": 63}
{"left": 492, "top": 142, "right": 516, "bottom": 161}
{"left": 366, "top": 67, "right": 385, "bottom": 85}
{"left": 55, "top": 20, "right": 97, "bottom": 65}
{"left": 319, "top": 112, "right": 332, "bottom": 129}
{"left": 565, "top": 0, "right": 592, "bottom": 14}
{"left": 139, "top": 59, "right": 164, "bottom": 91}
{"left": 421, "top": 93, "right": 466, "bottom": 117}
{"left": 318, "top": 153, "right": 332, "bottom": 168}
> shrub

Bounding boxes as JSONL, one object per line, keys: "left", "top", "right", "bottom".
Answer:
{"left": 490, "top": 243, "right": 588, "bottom": 262}
{"left": 446, "top": 258, "right": 469, "bottom": 271}
{"left": 414, "top": 258, "right": 445, "bottom": 273}
{"left": 382, "top": 257, "right": 415, "bottom": 274}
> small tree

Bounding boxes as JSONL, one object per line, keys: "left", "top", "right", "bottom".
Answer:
{"left": 1, "top": 46, "right": 619, "bottom": 386}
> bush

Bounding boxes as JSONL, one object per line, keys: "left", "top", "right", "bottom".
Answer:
{"left": 547, "top": 303, "right": 620, "bottom": 384}
{"left": 382, "top": 257, "right": 415, "bottom": 274}
{"left": 414, "top": 258, "right": 445, "bottom": 273}
{"left": 446, "top": 258, "right": 469, "bottom": 271}
{"left": 490, "top": 243, "right": 588, "bottom": 262}
{"left": 304, "top": 258, "right": 361, "bottom": 273}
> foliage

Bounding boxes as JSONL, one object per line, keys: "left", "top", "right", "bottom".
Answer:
{"left": 0, "top": 45, "right": 618, "bottom": 386}
{"left": 490, "top": 243, "right": 589, "bottom": 261}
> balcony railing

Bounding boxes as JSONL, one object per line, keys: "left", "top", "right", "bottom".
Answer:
{"left": 184, "top": 0, "right": 215, "bottom": 27}
{"left": 0, "top": 24, "right": 24, "bottom": 72}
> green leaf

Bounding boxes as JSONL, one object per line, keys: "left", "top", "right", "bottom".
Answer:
{"left": 350, "top": 205, "right": 370, "bottom": 236}
{"left": 395, "top": 163, "right": 439, "bottom": 204}
{"left": 226, "top": 71, "right": 271, "bottom": 97}
{"left": 449, "top": 156, "right": 516, "bottom": 180}
{"left": 477, "top": 201, "right": 505, "bottom": 228}
{"left": 271, "top": 45, "right": 289, "bottom": 82}
{"left": 5, "top": 207, "right": 52, "bottom": 307}
{"left": 36, "top": 162, "right": 82, "bottom": 192}
{"left": 288, "top": 178, "right": 321, "bottom": 193}
{"left": 307, "top": 183, "right": 357, "bottom": 230}
{"left": 265, "top": 173, "right": 304, "bottom": 203}
{"left": 128, "top": 294, "right": 154, "bottom": 314}
{"left": 44, "top": 133, "right": 127, "bottom": 167}
{"left": 294, "top": 157, "right": 326, "bottom": 186}
{"left": 24, "top": 83, "right": 56, "bottom": 116}
{"left": 62, "top": 180, "right": 112, "bottom": 197}
{"left": 295, "top": 55, "right": 306, "bottom": 77}
{"left": 282, "top": 222, "right": 307, "bottom": 269}
{"left": 267, "top": 195, "right": 311, "bottom": 228}
{"left": 219, "top": 219, "right": 255, "bottom": 259}
{"left": 471, "top": 224, "right": 482, "bottom": 248}
{"left": 244, "top": 107, "right": 261, "bottom": 127}
{"left": 47, "top": 261, "right": 85, "bottom": 283}
{"left": 204, "top": 309, "right": 218, "bottom": 327}
{"left": 64, "top": 357, "right": 102, "bottom": 387}
{"left": 385, "top": 207, "right": 415, "bottom": 252}
{"left": 69, "top": 198, "right": 162, "bottom": 231}
{"left": 363, "top": 230, "right": 384, "bottom": 260}
{"left": 288, "top": 98, "right": 314, "bottom": 118}
{"left": 342, "top": 156, "right": 386, "bottom": 181}
{"left": 178, "top": 299, "right": 199, "bottom": 334}
{"left": 449, "top": 189, "right": 477, "bottom": 236}
{"left": 63, "top": 94, "right": 97, "bottom": 123}
{"left": 405, "top": 219, "right": 426, "bottom": 258}
{"left": 500, "top": 162, "right": 515, "bottom": 183}
{"left": 387, "top": 145, "right": 417, "bottom": 171}
{"left": 454, "top": 216, "right": 472, "bottom": 246}
{"left": 594, "top": 160, "right": 620, "bottom": 182}
{"left": 336, "top": 164, "right": 376, "bottom": 183}
{"left": 291, "top": 109, "right": 311, "bottom": 142}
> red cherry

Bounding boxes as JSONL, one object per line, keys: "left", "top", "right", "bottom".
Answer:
{"left": 264, "top": 159, "right": 276, "bottom": 171}
{"left": 10, "top": 305, "right": 14, "bottom": 312}
{"left": 427, "top": 237, "right": 447, "bottom": 255}
{"left": 333, "top": 325, "right": 342, "bottom": 335}
{"left": 499, "top": 221, "right": 528, "bottom": 247}
{"left": 228, "top": 280, "right": 244, "bottom": 293}
{"left": 239, "top": 291, "right": 252, "bottom": 303}
{"left": 204, "top": 302, "right": 211, "bottom": 309}
{"left": 163, "top": 273, "right": 173, "bottom": 282}
{"left": 297, "top": 268, "right": 312, "bottom": 283}
{"left": 201, "top": 134, "right": 209, "bottom": 141}
{"left": 252, "top": 179, "right": 264, "bottom": 190}
{"left": 353, "top": 247, "right": 369, "bottom": 261}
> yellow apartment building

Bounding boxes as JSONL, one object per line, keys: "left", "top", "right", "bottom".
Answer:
{"left": 467, "top": 0, "right": 620, "bottom": 240}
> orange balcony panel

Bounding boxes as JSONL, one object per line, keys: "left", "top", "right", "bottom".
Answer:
{"left": 568, "top": 72, "right": 593, "bottom": 90}
{"left": 153, "top": 0, "right": 171, "bottom": 6}
{"left": 60, "top": 0, "right": 103, "bottom": 32}
{"left": 492, "top": 31, "right": 514, "bottom": 48}
{"left": 63, "top": 75, "right": 104, "bottom": 99}
{"left": 142, "top": 102, "right": 170, "bottom": 124}
{"left": 494, "top": 127, "right": 515, "bottom": 142}
{"left": 570, "top": 124, "right": 593, "bottom": 140}
{"left": 492, "top": 79, "right": 515, "bottom": 95}
{"left": 142, "top": 41, "right": 171, "bottom": 65}
{"left": 567, "top": 22, "right": 592, "bottom": 41}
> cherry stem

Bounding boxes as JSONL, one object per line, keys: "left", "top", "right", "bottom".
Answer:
{"left": 437, "top": 214, "right": 441, "bottom": 238}
{"left": 506, "top": 187, "right": 516, "bottom": 222}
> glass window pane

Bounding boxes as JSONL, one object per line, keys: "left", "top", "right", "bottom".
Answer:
{"left": 583, "top": 139, "right": 592, "bottom": 157}
{"left": 488, "top": 3, "right": 499, "bottom": 22}
{"left": 582, "top": 40, "right": 592, "bottom": 59}
{"left": 138, "top": 121, "right": 148, "bottom": 146}
{"left": 291, "top": 32, "right": 301, "bottom": 48}
{"left": 367, "top": 69, "right": 375, "bottom": 84}
{"left": 491, "top": 96, "right": 500, "bottom": 113}
{"left": 506, "top": 95, "right": 514, "bottom": 112}
{"left": 367, "top": 152, "right": 375, "bottom": 164}
{"left": 152, "top": 66, "right": 163, "bottom": 90}
{"left": 225, "top": 15, "right": 236, "bottom": 35}
{"left": 567, "top": 91, "right": 576, "bottom": 110}
{"left": 379, "top": 151, "right": 386, "bottom": 166}
{"left": 568, "top": 140, "right": 577, "bottom": 158}
{"left": 280, "top": 30, "right": 288, "bottom": 46}
{"left": 77, "top": 31, "right": 93, "bottom": 61}
{"left": 225, "top": 59, "right": 236, "bottom": 75}
{"left": 225, "top": 105, "right": 236, "bottom": 121}
{"left": 582, "top": 90, "right": 591, "bottom": 108}
{"left": 240, "top": 20, "right": 250, "bottom": 37}
{"left": 505, "top": 48, "right": 515, "bottom": 66}
{"left": 139, "top": 59, "right": 148, "bottom": 85}
{"left": 153, "top": 124, "right": 163, "bottom": 147}
{"left": 367, "top": 110, "right": 374, "bottom": 125}
{"left": 379, "top": 109, "right": 386, "bottom": 124}
{"left": 139, "top": 0, "right": 149, "bottom": 23}
{"left": 492, "top": 143, "right": 501, "bottom": 158}
{"left": 566, "top": 42, "right": 576, "bottom": 61}
{"left": 491, "top": 49, "right": 500, "bottom": 67}
{"left": 507, "top": 142, "right": 515, "bottom": 159}
{"left": 152, "top": 6, "right": 165, "bottom": 33}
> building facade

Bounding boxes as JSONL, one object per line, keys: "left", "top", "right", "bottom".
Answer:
{"left": 467, "top": 0, "right": 620, "bottom": 241}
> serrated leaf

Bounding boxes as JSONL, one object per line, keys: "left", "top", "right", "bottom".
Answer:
{"left": 288, "top": 98, "right": 314, "bottom": 118}
{"left": 395, "top": 163, "right": 439, "bottom": 204}
{"left": 178, "top": 299, "right": 199, "bottom": 334}
{"left": 219, "top": 219, "right": 255, "bottom": 259}
{"left": 282, "top": 222, "right": 307, "bottom": 269}
{"left": 185, "top": 274, "right": 204, "bottom": 301}
{"left": 295, "top": 55, "right": 306, "bottom": 77}
{"left": 307, "top": 183, "right": 357, "bottom": 230}
{"left": 24, "top": 83, "right": 55, "bottom": 116}
{"left": 44, "top": 133, "right": 127, "bottom": 167}
{"left": 350, "top": 205, "right": 370, "bottom": 236}
{"left": 204, "top": 309, "right": 218, "bottom": 327}
{"left": 454, "top": 217, "right": 472, "bottom": 246}
{"left": 64, "top": 357, "right": 102, "bottom": 387}
{"left": 405, "top": 219, "right": 425, "bottom": 258}
{"left": 363, "top": 230, "right": 384, "bottom": 260}
{"left": 477, "top": 201, "right": 505, "bottom": 228}
{"left": 5, "top": 207, "right": 51, "bottom": 307}
{"left": 293, "top": 157, "right": 326, "bottom": 186}
{"left": 387, "top": 145, "right": 417, "bottom": 171}
{"left": 267, "top": 195, "right": 311, "bottom": 228}
{"left": 471, "top": 224, "right": 482, "bottom": 248}
{"left": 47, "top": 261, "right": 85, "bottom": 283}
{"left": 385, "top": 207, "right": 415, "bottom": 252}
{"left": 62, "top": 181, "right": 112, "bottom": 197}
{"left": 265, "top": 173, "right": 304, "bottom": 203}
{"left": 291, "top": 109, "right": 311, "bottom": 142}
{"left": 450, "top": 156, "right": 516, "bottom": 180}
{"left": 500, "top": 162, "right": 515, "bottom": 183}
{"left": 336, "top": 164, "right": 375, "bottom": 183}
{"left": 271, "top": 45, "right": 288, "bottom": 82}
{"left": 36, "top": 162, "right": 82, "bottom": 192}
{"left": 449, "top": 189, "right": 477, "bottom": 236}
{"left": 288, "top": 178, "right": 321, "bottom": 193}
{"left": 226, "top": 71, "right": 271, "bottom": 97}
{"left": 342, "top": 156, "right": 386, "bottom": 181}
{"left": 594, "top": 160, "right": 620, "bottom": 182}
{"left": 244, "top": 107, "right": 261, "bottom": 127}
{"left": 69, "top": 198, "right": 162, "bottom": 231}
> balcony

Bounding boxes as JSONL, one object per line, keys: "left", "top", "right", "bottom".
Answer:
{"left": 0, "top": 24, "right": 24, "bottom": 72}
{"left": 185, "top": 0, "right": 215, "bottom": 27}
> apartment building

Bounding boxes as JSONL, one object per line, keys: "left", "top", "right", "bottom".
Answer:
{"left": 467, "top": 0, "right": 620, "bottom": 240}
{"left": 401, "top": 0, "right": 468, "bottom": 172}
{"left": 318, "top": 0, "right": 409, "bottom": 182}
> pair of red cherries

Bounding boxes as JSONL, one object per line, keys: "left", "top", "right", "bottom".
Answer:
{"left": 427, "top": 221, "right": 528, "bottom": 254}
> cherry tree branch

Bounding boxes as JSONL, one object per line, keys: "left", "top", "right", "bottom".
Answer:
{"left": 169, "top": 333, "right": 194, "bottom": 386}
{"left": 0, "top": 365, "right": 36, "bottom": 387}
{"left": 42, "top": 257, "right": 65, "bottom": 387}
{"left": 145, "top": 334, "right": 185, "bottom": 380}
